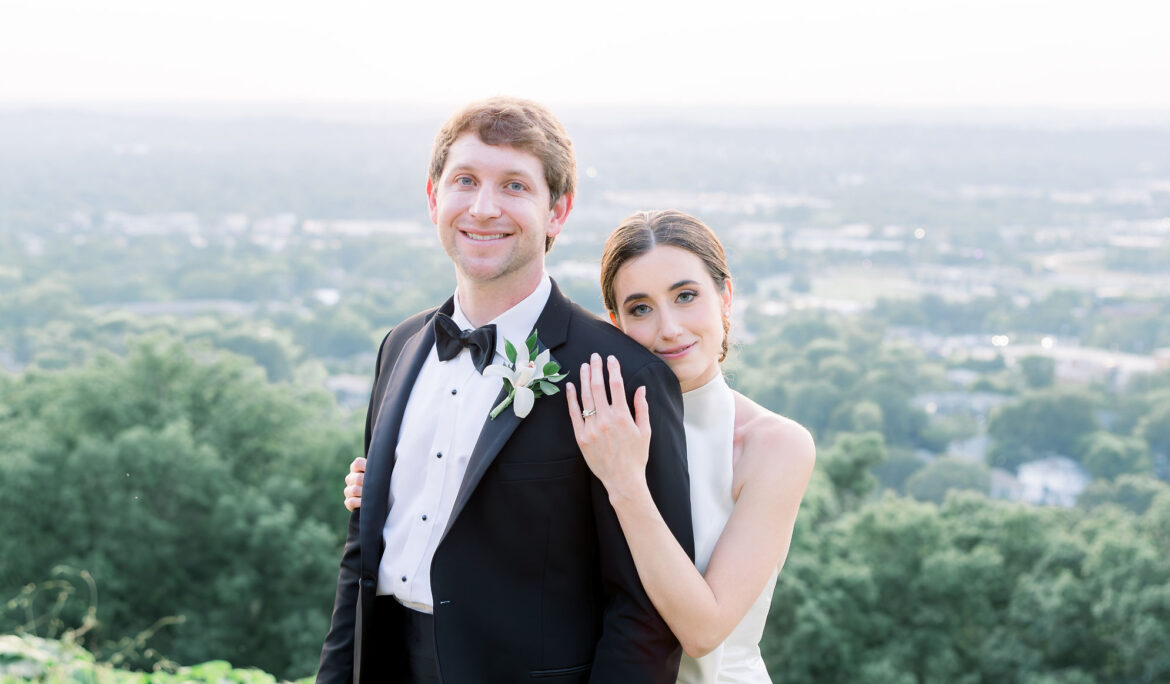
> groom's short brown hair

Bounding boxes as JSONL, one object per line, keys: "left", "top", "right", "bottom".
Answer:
{"left": 428, "top": 97, "right": 577, "bottom": 251}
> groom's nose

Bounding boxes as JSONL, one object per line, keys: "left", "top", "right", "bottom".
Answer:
{"left": 469, "top": 186, "right": 502, "bottom": 220}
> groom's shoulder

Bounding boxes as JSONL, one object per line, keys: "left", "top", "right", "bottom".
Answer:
{"left": 374, "top": 305, "right": 439, "bottom": 361}
{"left": 388, "top": 306, "right": 439, "bottom": 341}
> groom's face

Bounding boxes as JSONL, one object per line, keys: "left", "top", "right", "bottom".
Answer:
{"left": 428, "top": 132, "right": 571, "bottom": 290}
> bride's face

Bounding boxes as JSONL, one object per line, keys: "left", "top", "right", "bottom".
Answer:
{"left": 610, "top": 245, "right": 731, "bottom": 393}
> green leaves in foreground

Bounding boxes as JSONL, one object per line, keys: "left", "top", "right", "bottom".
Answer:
{"left": 0, "top": 633, "right": 312, "bottom": 683}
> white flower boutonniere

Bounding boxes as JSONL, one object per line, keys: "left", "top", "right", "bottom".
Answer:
{"left": 485, "top": 329, "right": 568, "bottom": 419}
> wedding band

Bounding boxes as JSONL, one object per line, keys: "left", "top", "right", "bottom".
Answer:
{"left": 581, "top": 408, "right": 597, "bottom": 418}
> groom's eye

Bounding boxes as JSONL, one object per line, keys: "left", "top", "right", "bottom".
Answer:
{"left": 456, "top": 176, "right": 474, "bottom": 186}
{"left": 507, "top": 181, "right": 526, "bottom": 192}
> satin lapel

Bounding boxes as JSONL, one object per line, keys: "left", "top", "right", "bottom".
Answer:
{"left": 359, "top": 304, "right": 448, "bottom": 570}
{"left": 442, "top": 280, "right": 574, "bottom": 541}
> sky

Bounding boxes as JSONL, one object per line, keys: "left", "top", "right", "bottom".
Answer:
{"left": 2, "top": 0, "right": 1169, "bottom": 110}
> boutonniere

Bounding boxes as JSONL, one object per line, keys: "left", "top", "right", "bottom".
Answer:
{"left": 485, "top": 329, "right": 568, "bottom": 419}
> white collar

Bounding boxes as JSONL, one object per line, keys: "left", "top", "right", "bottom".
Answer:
{"left": 451, "top": 273, "right": 552, "bottom": 362}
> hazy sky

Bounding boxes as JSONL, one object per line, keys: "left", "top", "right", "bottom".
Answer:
{"left": 3, "top": 0, "right": 1168, "bottom": 109}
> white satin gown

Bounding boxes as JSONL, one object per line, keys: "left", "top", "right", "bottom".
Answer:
{"left": 675, "top": 373, "right": 778, "bottom": 684}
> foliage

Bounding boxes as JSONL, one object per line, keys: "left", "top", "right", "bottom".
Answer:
{"left": 818, "top": 432, "right": 888, "bottom": 506}
{"left": 1018, "top": 355, "right": 1056, "bottom": 389}
{"left": 1078, "top": 431, "right": 1153, "bottom": 480}
{"left": 764, "top": 489, "right": 1170, "bottom": 683}
{"left": 905, "top": 457, "right": 991, "bottom": 503}
{"left": 1077, "top": 474, "right": 1170, "bottom": 515}
{"left": 0, "top": 338, "right": 358, "bottom": 680}
{"left": 986, "top": 388, "right": 1098, "bottom": 470}
{"left": 0, "top": 633, "right": 311, "bottom": 683}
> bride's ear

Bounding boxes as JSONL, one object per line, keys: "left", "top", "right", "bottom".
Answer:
{"left": 608, "top": 311, "right": 620, "bottom": 327}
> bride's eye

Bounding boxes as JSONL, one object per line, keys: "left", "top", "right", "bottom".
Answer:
{"left": 628, "top": 303, "right": 651, "bottom": 317}
{"left": 676, "top": 290, "right": 697, "bottom": 304}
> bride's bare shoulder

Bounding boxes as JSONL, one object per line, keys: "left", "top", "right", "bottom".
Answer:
{"left": 732, "top": 391, "right": 816, "bottom": 480}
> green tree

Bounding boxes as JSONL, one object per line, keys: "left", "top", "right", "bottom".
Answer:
{"left": 1018, "top": 355, "right": 1055, "bottom": 389}
{"left": 987, "top": 388, "right": 1098, "bottom": 470}
{"left": 905, "top": 457, "right": 990, "bottom": 503}
{"left": 0, "top": 338, "right": 357, "bottom": 679}
{"left": 1078, "top": 430, "right": 1153, "bottom": 480}
{"left": 1137, "top": 402, "right": 1170, "bottom": 458}
{"left": 1077, "top": 473, "right": 1169, "bottom": 515}
{"left": 819, "top": 431, "right": 887, "bottom": 505}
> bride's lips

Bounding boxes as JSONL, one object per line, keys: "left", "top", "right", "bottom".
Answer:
{"left": 656, "top": 342, "right": 696, "bottom": 360}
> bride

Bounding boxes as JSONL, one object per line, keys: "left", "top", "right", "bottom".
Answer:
{"left": 345, "top": 209, "right": 815, "bottom": 683}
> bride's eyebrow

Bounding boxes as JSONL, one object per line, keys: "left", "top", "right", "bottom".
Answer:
{"left": 621, "top": 280, "right": 699, "bottom": 307}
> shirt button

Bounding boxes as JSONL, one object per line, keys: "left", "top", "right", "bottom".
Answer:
{"left": 421, "top": 514, "right": 428, "bottom": 521}
{"left": 451, "top": 388, "right": 457, "bottom": 395}
{"left": 401, "top": 576, "right": 407, "bottom": 582}
{"left": 436, "top": 452, "right": 442, "bottom": 459}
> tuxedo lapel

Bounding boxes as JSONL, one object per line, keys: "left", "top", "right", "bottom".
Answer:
{"left": 442, "top": 281, "right": 574, "bottom": 541}
{"left": 360, "top": 299, "right": 453, "bottom": 565}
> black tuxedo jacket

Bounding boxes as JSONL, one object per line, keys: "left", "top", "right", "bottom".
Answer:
{"left": 317, "top": 281, "right": 694, "bottom": 684}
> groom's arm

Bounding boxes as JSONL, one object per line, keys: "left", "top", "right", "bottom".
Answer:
{"left": 317, "top": 509, "right": 361, "bottom": 684}
{"left": 589, "top": 359, "right": 694, "bottom": 684}
{"left": 317, "top": 330, "right": 394, "bottom": 684}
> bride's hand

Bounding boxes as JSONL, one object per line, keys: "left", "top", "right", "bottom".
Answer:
{"left": 566, "top": 353, "right": 652, "bottom": 502}
{"left": 343, "top": 457, "right": 365, "bottom": 511}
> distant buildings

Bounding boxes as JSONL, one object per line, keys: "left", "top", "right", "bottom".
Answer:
{"left": 990, "top": 457, "right": 1091, "bottom": 508}
{"left": 1002, "top": 343, "right": 1161, "bottom": 388}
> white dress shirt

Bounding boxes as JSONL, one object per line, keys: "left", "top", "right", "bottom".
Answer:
{"left": 377, "top": 274, "right": 552, "bottom": 611}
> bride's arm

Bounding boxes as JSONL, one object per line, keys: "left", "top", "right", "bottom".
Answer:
{"left": 568, "top": 354, "right": 815, "bottom": 658}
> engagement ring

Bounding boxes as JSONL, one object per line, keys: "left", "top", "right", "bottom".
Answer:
{"left": 581, "top": 408, "right": 597, "bottom": 418}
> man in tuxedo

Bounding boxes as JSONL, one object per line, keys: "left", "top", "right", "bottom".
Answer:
{"left": 316, "top": 97, "right": 694, "bottom": 684}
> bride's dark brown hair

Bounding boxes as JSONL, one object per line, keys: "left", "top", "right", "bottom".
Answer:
{"left": 600, "top": 210, "right": 732, "bottom": 362}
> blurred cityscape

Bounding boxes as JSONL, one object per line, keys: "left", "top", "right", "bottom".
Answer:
{"left": 3, "top": 108, "right": 1167, "bottom": 508}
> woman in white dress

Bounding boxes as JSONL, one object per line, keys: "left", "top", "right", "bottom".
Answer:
{"left": 344, "top": 210, "right": 815, "bottom": 683}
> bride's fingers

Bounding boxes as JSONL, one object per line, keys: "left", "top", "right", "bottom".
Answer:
{"left": 350, "top": 457, "right": 366, "bottom": 474}
{"left": 606, "top": 356, "right": 629, "bottom": 416}
{"left": 345, "top": 471, "right": 364, "bottom": 487}
{"left": 633, "top": 386, "right": 651, "bottom": 436}
{"left": 578, "top": 362, "right": 596, "bottom": 414}
{"left": 344, "top": 496, "right": 362, "bottom": 511}
{"left": 566, "top": 382, "right": 587, "bottom": 438}
{"left": 589, "top": 353, "right": 611, "bottom": 418}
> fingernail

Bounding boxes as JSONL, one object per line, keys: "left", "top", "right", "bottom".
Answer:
{"left": 592, "top": 353, "right": 600, "bottom": 361}
{"left": 608, "top": 355, "right": 616, "bottom": 364}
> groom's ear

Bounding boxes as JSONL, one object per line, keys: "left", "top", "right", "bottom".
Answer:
{"left": 426, "top": 177, "right": 439, "bottom": 224}
{"left": 546, "top": 192, "right": 573, "bottom": 240}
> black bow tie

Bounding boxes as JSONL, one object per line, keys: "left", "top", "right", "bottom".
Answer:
{"left": 433, "top": 312, "right": 497, "bottom": 374}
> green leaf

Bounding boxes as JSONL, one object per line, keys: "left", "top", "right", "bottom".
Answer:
{"left": 546, "top": 372, "right": 568, "bottom": 383}
{"left": 526, "top": 329, "right": 539, "bottom": 354}
{"left": 538, "top": 380, "right": 560, "bottom": 395}
{"left": 505, "top": 340, "right": 517, "bottom": 365}
{"left": 542, "top": 362, "right": 560, "bottom": 376}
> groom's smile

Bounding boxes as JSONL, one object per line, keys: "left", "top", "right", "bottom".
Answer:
{"left": 428, "top": 132, "right": 570, "bottom": 292}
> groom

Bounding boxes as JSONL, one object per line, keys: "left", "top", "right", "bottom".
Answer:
{"left": 316, "top": 97, "right": 694, "bottom": 683}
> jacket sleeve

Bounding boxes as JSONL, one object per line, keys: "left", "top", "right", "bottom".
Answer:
{"left": 316, "top": 508, "right": 362, "bottom": 684}
{"left": 589, "top": 359, "right": 694, "bottom": 684}
{"left": 316, "top": 331, "right": 393, "bottom": 684}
